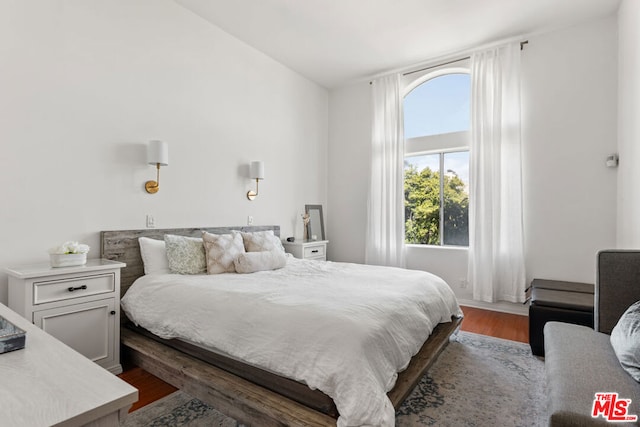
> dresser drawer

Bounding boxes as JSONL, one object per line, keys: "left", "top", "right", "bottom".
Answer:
{"left": 303, "top": 244, "right": 326, "bottom": 258}
{"left": 33, "top": 273, "right": 115, "bottom": 305}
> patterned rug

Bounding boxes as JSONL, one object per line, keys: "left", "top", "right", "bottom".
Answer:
{"left": 121, "top": 331, "right": 546, "bottom": 427}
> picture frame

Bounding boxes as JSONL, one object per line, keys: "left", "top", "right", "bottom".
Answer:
{"left": 305, "top": 204, "right": 325, "bottom": 241}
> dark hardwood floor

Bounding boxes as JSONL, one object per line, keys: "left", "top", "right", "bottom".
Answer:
{"left": 459, "top": 305, "right": 529, "bottom": 343}
{"left": 118, "top": 366, "right": 178, "bottom": 413}
{"left": 118, "top": 305, "right": 529, "bottom": 412}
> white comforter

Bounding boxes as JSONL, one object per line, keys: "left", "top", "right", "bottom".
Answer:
{"left": 121, "top": 257, "right": 461, "bottom": 427}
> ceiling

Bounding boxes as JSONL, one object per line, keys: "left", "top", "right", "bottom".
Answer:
{"left": 174, "top": 0, "right": 620, "bottom": 88}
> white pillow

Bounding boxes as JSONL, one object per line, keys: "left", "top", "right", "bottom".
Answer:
{"left": 164, "top": 234, "right": 206, "bottom": 275}
{"left": 202, "top": 231, "right": 245, "bottom": 274}
{"left": 611, "top": 300, "right": 640, "bottom": 382}
{"left": 138, "top": 237, "right": 170, "bottom": 275}
{"left": 234, "top": 251, "right": 287, "bottom": 274}
{"left": 241, "top": 230, "right": 285, "bottom": 253}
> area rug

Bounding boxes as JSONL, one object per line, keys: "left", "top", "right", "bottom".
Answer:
{"left": 121, "top": 331, "right": 546, "bottom": 427}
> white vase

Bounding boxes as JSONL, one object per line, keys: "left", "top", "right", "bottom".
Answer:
{"left": 50, "top": 253, "right": 87, "bottom": 268}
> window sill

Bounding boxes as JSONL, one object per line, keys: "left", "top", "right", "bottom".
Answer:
{"left": 406, "top": 244, "right": 468, "bottom": 252}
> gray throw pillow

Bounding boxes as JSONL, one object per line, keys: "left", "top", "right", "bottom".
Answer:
{"left": 611, "top": 300, "right": 640, "bottom": 382}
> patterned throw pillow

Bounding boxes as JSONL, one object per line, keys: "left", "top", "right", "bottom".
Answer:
{"left": 164, "top": 235, "right": 206, "bottom": 275}
{"left": 202, "top": 231, "right": 245, "bottom": 274}
{"left": 234, "top": 251, "right": 287, "bottom": 274}
{"left": 240, "top": 230, "right": 285, "bottom": 253}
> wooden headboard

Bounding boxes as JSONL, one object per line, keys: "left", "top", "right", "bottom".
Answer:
{"left": 100, "top": 225, "right": 280, "bottom": 295}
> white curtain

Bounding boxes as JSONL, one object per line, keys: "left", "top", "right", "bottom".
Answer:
{"left": 365, "top": 74, "right": 406, "bottom": 268}
{"left": 468, "top": 43, "right": 526, "bottom": 303}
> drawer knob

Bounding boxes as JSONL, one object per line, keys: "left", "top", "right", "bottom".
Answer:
{"left": 110, "top": 310, "right": 116, "bottom": 315}
{"left": 311, "top": 250, "right": 319, "bottom": 253}
{"left": 67, "top": 285, "right": 88, "bottom": 292}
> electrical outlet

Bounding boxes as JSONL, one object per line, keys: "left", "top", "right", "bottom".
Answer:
{"left": 146, "top": 214, "right": 155, "bottom": 228}
{"left": 459, "top": 278, "right": 468, "bottom": 288}
{"left": 247, "top": 215, "right": 254, "bottom": 225}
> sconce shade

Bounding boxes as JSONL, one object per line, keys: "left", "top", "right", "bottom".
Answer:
{"left": 250, "top": 161, "right": 264, "bottom": 180}
{"left": 147, "top": 140, "right": 169, "bottom": 166}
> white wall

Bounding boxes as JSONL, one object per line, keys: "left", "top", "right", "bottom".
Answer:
{"left": 328, "top": 15, "right": 618, "bottom": 307}
{"left": 326, "top": 83, "right": 370, "bottom": 263}
{"left": 522, "top": 15, "right": 618, "bottom": 284}
{"left": 617, "top": 0, "right": 640, "bottom": 247}
{"left": 0, "top": 0, "right": 328, "bottom": 304}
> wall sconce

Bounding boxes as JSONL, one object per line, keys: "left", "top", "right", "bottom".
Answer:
{"left": 246, "top": 161, "right": 264, "bottom": 201}
{"left": 145, "top": 140, "right": 169, "bottom": 194}
{"left": 605, "top": 153, "right": 619, "bottom": 168}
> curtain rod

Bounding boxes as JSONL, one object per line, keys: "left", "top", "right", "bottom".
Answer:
{"left": 370, "top": 39, "right": 529, "bottom": 84}
{"left": 402, "top": 56, "right": 470, "bottom": 77}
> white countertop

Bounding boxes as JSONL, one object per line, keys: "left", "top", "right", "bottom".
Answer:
{"left": 5, "top": 259, "right": 126, "bottom": 279}
{"left": 0, "top": 302, "right": 138, "bottom": 426}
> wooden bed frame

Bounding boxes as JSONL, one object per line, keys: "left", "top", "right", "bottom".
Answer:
{"left": 101, "top": 226, "right": 461, "bottom": 426}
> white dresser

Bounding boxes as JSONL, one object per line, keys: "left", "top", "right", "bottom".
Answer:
{"left": 6, "top": 259, "right": 126, "bottom": 374}
{"left": 282, "top": 240, "right": 329, "bottom": 261}
{"left": 0, "top": 301, "right": 137, "bottom": 426}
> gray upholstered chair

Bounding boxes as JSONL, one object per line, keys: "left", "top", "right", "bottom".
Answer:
{"left": 544, "top": 250, "right": 640, "bottom": 426}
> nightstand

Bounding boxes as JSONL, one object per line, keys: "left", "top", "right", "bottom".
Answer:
{"left": 283, "top": 240, "right": 328, "bottom": 261}
{"left": 5, "top": 259, "right": 126, "bottom": 374}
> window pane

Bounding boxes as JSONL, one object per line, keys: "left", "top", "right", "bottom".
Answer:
{"left": 404, "top": 154, "right": 440, "bottom": 245}
{"left": 443, "top": 151, "right": 469, "bottom": 246}
{"left": 404, "top": 73, "right": 470, "bottom": 139}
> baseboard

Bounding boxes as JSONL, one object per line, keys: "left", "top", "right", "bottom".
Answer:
{"left": 458, "top": 299, "right": 529, "bottom": 316}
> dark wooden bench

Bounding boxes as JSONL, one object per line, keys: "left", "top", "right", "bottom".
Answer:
{"left": 528, "top": 278, "right": 594, "bottom": 356}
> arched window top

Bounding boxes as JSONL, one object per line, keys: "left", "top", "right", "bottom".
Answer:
{"left": 404, "top": 72, "right": 470, "bottom": 139}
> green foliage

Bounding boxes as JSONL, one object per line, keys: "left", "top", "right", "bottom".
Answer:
{"left": 404, "top": 165, "right": 469, "bottom": 246}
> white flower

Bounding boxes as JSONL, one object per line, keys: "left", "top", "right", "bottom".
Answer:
{"left": 49, "top": 241, "right": 90, "bottom": 255}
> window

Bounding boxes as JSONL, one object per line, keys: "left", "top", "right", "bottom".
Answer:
{"left": 403, "top": 71, "right": 470, "bottom": 246}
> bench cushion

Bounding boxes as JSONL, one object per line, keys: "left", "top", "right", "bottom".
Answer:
{"left": 531, "top": 279, "right": 594, "bottom": 294}
{"left": 531, "top": 288, "right": 594, "bottom": 312}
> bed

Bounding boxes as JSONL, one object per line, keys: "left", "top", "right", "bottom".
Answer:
{"left": 101, "top": 226, "right": 462, "bottom": 427}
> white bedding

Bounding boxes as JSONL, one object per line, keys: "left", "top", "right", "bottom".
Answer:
{"left": 121, "top": 256, "right": 462, "bottom": 427}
